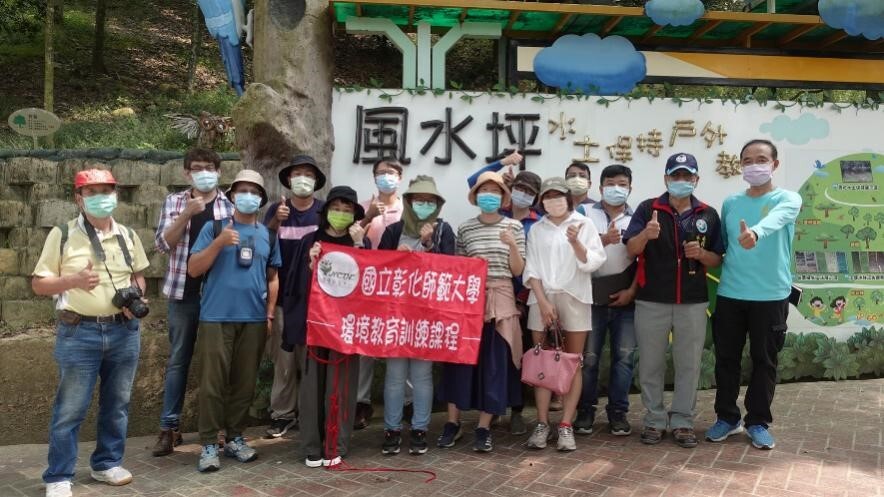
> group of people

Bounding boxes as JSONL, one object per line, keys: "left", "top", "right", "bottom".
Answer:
{"left": 34, "top": 139, "right": 801, "bottom": 497}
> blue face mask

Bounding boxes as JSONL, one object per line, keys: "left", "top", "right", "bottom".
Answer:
{"left": 235, "top": 192, "right": 262, "bottom": 214}
{"left": 667, "top": 180, "right": 695, "bottom": 199}
{"left": 476, "top": 192, "right": 502, "bottom": 213}
{"left": 192, "top": 170, "right": 219, "bottom": 193}
{"left": 83, "top": 193, "right": 117, "bottom": 218}
{"left": 375, "top": 173, "right": 400, "bottom": 194}
{"left": 602, "top": 185, "right": 629, "bottom": 206}
{"left": 412, "top": 201, "right": 437, "bottom": 220}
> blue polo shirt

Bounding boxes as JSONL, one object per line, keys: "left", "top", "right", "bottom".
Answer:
{"left": 191, "top": 218, "right": 282, "bottom": 322}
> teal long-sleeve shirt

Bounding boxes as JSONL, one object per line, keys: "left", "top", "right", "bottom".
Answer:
{"left": 717, "top": 188, "right": 803, "bottom": 301}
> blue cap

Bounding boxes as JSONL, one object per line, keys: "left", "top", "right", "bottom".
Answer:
{"left": 665, "top": 153, "right": 699, "bottom": 175}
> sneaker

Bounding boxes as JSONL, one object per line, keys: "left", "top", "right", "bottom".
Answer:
{"left": 746, "top": 425, "right": 776, "bottom": 450}
{"left": 609, "top": 416, "right": 632, "bottom": 436}
{"left": 473, "top": 427, "right": 493, "bottom": 452}
{"left": 45, "top": 481, "right": 72, "bottom": 497}
{"left": 437, "top": 422, "right": 462, "bottom": 448}
{"left": 705, "top": 419, "right": 744, "bottom": 442}
{"left": 323, "top": 455, "right": 342, "bottom": 467}
{"left": 382, "top": 429, "right": 402, "bottom": 455}
{"left": 305, "top": 455, "right": 324, "bottom": 468}
{"left": 527, "top": 422, "right": 551, "bottom": 449}
{"left": 574, "top": 410, "right": 594, "bottom": 435}
{"left": 266, "top": 418, "right": 297, "bottom": 438}
{"left": 640, "top": 426, "right": 665, "bottom": 445}
{"left": 557, "top": 424, "right": 577, "bottom": 451}
{"left": 223, "top": 436, "right": 258, "bottom": 462}
{"left": 672, "top": 428, "right": 699, "bottom": 448}
{"left": 151, "top": 428, "right": 182, "bottom": 457}
{"left": 353, "top": 402, "right": 373, "bottom": 430}
{"left": 198, "top": 444, "right": 221, "bottom": 472}
{"left": 510, "top": 411, "right": 527, "bottom": 435}
{"left": 90, "top": 466, "right": 132, "bottom": 486}
{"left": 410, "top": 429, "right": 428, "bottom": 455}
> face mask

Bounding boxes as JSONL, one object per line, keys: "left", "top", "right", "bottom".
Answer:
{"left": 543, "top": 197, "right": 569, "bottom": 218}
{"left": 667, "top": 180, "right": 696, "bottom": 199}
{"left": 290, "top": 175, "right": 316, "bottom": 197}
{"left": 602, "top": 185, "right": 629, "bottom": 206}
{"left": 411, "top": 201, "right": 437, "bottom": 221}
{"left": 83, "top": 193, "right": 117, "bottom": 218}
{"left": 327, "top": 210, "right": 354, "bottom": 231}
{"left": 566, "top": 177, "right": 589, "bottom": 196}
{"left": 476, "top": 192, "right": 502, "bottom": 213}
{"left": 742, "top": 163, "right": 773, "bottom": 187}
{"left": 375, "top": 173, "right": 400, "bottom": 194}
{"left": 191, "top": 170, "right": 219, "bottom": 193}
{"left": 511, "top": 190, "right": 536, "bottom": 209}
{"left": 235, "top": 192, "right": 261, "bottom": 214}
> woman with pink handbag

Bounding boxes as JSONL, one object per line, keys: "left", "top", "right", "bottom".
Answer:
{"left": 523, "top": 177, "right": 607, "bottom": 451}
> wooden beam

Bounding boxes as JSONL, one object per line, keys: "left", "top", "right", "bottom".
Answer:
{"left": 640, "top": 24, "right": 662, "bottom": 44}
{"left": 778, "top": 24, "right": 818, "bottom": 45}
{"left": 458, "top": 8, "right": 467, "bottom": 23}
{"left": 506, "top": 11, "right": 520, "bottom": 30}
{"left": 600, "top": 16, "right": 623, "bottom": 36}
{"left": 552, "top": 13, "right": 573, "bottom": 36}
{"left": 737, "top": 21, "right": 772, "bottom": 46}
{"left": 820, "top": 30, "right": 849, "bottom": 48}
{"left": 408, "top": 5, "right": 415, "bottom": 26}
{"left": 688, "top": 19, "right": 723, "bottom": 42}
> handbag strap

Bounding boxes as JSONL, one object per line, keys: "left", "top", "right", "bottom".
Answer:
{"left": 546, "top": 320, "right": 565, "bottom": 350}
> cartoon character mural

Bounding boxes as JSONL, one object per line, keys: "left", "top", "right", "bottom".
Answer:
{"left": 830, "top": 296, "right": 847, "bottom": 323}
{"left": 198, "top": 0, "right": 248, "bottom": 96}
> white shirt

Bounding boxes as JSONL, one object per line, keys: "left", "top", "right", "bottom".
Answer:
{"left": 523, "top": 211, "right": 607, "bottom": 305}
{"left": 585, "top": 203, "right": 636, "bottom": 277}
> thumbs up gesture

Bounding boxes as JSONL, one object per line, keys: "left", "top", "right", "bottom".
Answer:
{"left": 644, "top": 211, "right": 661, "bottom": 240}
{"left": 566, "top": 223, "right": 583, "bottom": 244}
{"left": 275, "top": 195, "right": 290, "bottom": 222}
{"left": 501, "top": 151, "right": 524, "bottom": 167}
{"left": 738, "top": 219, "right": 757, "bottom": 249}
{"left": 499, "top": 225, "right": 517, "bottom": 248}
{"left": 218, "top": 219, "right": 240, "bottom": 246}
{"left": 72, "top": 259, "right": 100, "bottom": 291}
{"left": 184, "top": 195, "right": 206, "bottom": 217}
{"left": 365, "top": 194, "right": 384, "bottom": 221}
{"left": 602, "top": 220, "right": 621, "bottom": 246}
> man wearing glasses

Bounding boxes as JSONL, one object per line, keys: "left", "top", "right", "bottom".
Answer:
{"left": 152, "top": 148, "right": 235, "bottom": 456}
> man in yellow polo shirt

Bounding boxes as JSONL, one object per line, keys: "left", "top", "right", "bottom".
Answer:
{"left": 32, "top": 169, "right": 149, "bottom": 497}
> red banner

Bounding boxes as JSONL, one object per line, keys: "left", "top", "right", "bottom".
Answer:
{"left": 306, "top": 245, "right": 487, "bottom": 364}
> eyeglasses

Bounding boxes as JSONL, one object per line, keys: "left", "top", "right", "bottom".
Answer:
{"left": 190, "top": 165, "right": 217, "bottom": 173}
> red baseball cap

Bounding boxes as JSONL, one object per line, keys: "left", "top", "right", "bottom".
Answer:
{"left": 74, "top": 169, "right": 117, "bottom": 189}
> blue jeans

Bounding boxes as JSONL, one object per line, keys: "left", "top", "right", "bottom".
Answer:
{"left": 43, "top": 319, "right": 141, "bottom": 483}
{"left": 159, "top": 301, "right": 201, "bottom": 430}
{"left": 383, "top": 358, "right": 433, "bottom": 431}
{"left": 579, "top": 305, "right": 636, "bottom": 419}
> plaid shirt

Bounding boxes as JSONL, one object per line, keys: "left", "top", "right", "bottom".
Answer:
{"left": 155, "top": 189, "right": 235, "bottom": 300}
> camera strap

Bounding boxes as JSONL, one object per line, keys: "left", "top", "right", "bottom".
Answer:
{"left": 83, "top": 218, "right": 136, "bottom": 293}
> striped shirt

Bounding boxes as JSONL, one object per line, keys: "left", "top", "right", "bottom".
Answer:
{"left": 155, "top": 189, "right": 235, "bottom": 300}
{"left": 456, "top": 216, "right": 526, "bottom": 279}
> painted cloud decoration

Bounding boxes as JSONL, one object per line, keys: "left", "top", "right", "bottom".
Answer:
{"left": 760, "top": 114, "right": 830, "bottom": 145}
{"left": 533, "top": 34, "right": 647, "bottom": 95}
{"left": 818, "top": 0, "right": 884, "bottom": 40}
{"left": 645, "top": 0, "right": 705, "bottom": 26}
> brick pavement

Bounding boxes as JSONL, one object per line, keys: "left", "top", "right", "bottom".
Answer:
{"left": 1, "top": 379, "right": 881, "bottom": 497}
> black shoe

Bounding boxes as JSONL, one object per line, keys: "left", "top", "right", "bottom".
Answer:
{"left": 409, "top": 429, "right": 428, "bottom": 455}
{"left": 382, "top": 430, "right": 401, "bottom": 455}
{"left": 265, "top": 418, "right": 297, "bottom": 438}
{"left": 609, "top": 416, "right": 632, "bottom": 436}
{"left": 436, "top": 422, "right": 462, "bottom": 448}
{"left": 354, "top": 402, "right": 373, "bottom": 430}
{"left": 574, "top": 410, "right": 594, "bottom": 435}
{"left": 473, "top": 428, "right": 493, "bottom": 452}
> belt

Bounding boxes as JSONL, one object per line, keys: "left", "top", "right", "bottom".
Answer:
{"left": 58, "top": 309, "right": 127, "bottom": 325}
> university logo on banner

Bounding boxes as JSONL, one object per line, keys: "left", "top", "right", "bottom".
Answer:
{"left": 307, "top": 245, "right": 488, "bottom": 364}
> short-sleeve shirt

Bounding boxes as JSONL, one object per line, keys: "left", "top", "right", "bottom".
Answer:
{"left": 263, "top": 198, "right": 324, "bottom": 290}
{"left": 456, "top": 216, "right": 526, "bottom": 279}
{"left": 191, "top": 218, "right": 282, "bottom": 322}
{"left": 181, "top": 202, "right": 214, "bottom": 302}
{"left": 361, "top": 197, "right": 403, "bottom": 250}
{"left": 32, "top": 216, "right": 150, "bottom": 316}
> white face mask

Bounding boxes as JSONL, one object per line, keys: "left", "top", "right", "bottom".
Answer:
{"left": 511, "top": 190, "right": 536, "bottom": 209}
{"left": 742, "top": 163, "right": 773, "bottom": 187}
{"left": 543, "top": 197, "right": 569, "bottom": 218}
{"left": 566, "top": 176, "right": 589, "bottom": 196}
{"left": 290, "top": 175, "right": 316, "bottom": 197}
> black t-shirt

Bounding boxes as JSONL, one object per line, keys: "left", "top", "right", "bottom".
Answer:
{"left": 181, "top": 200, "right": 215, "bottom": 302}
{"left": 263, "top": 198, "right": 324, "bottom": 291}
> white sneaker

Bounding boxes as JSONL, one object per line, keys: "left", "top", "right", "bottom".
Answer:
{"left": 323, "top": 456, "right": 342, "bottom": 467}
{"left": 557, "top": 425, "right": 577, "bottom": 451}
{"left": 527, "top": 422, "right": 551, "bottom": 449}
{"left": 90, "top": 466, "right": 133, "bottom": 486}
{"left": 45, "top": 481, "right": 72, "bottom": 497}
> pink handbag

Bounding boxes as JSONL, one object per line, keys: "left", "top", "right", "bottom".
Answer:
{"left": 520, "top": 321, "right": 582, "bottom": 396}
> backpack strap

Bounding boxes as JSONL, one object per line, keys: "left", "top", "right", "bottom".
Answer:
{"left": 213, "top": 219, "right": 222, "bottom": 239}
{"left": 58, "top": 222, "right": 69, "bottom": 258}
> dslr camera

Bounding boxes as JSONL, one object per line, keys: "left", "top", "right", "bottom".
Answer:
{"left": 112, "top": 286, "right": 150, "bottom": 318}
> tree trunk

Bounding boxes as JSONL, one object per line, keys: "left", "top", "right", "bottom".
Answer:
{"left": 232, "top": 0, "right": 334, "bottom": 200}
{"left": 92, "top": 0, "right": 107, "bottom": 73}
{"left": 186, "top": 1, "right": 202, "bottom": 93}
{"left": 53, "top": 0, "right": 64, "bottom": 25}
{"left": 44, "top": 0, "right": 55, "bottom": 114}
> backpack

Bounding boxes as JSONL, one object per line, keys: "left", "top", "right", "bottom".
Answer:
{"left": 58, "top": 220, "right": 137, "bottom": 268}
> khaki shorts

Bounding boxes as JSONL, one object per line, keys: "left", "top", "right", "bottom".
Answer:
{"left": 528, "top": 292, "right": 591, "bottom": 332}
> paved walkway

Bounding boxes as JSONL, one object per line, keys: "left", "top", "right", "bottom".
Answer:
{"left": 1, "top": 379, "right": 881, "bottom": 497}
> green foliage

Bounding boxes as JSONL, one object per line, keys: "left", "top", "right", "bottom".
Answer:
{"left": 0, "top": 0, "right": 45, "bottom": 37}
{"left": 778, "top": 332, "right": 827, "bottom": 380}
{"left": 698, "top": 347, "right": 716, "bottom": 389}
{"left": 847, "top": 327, "right": 884, "bottom": 376}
